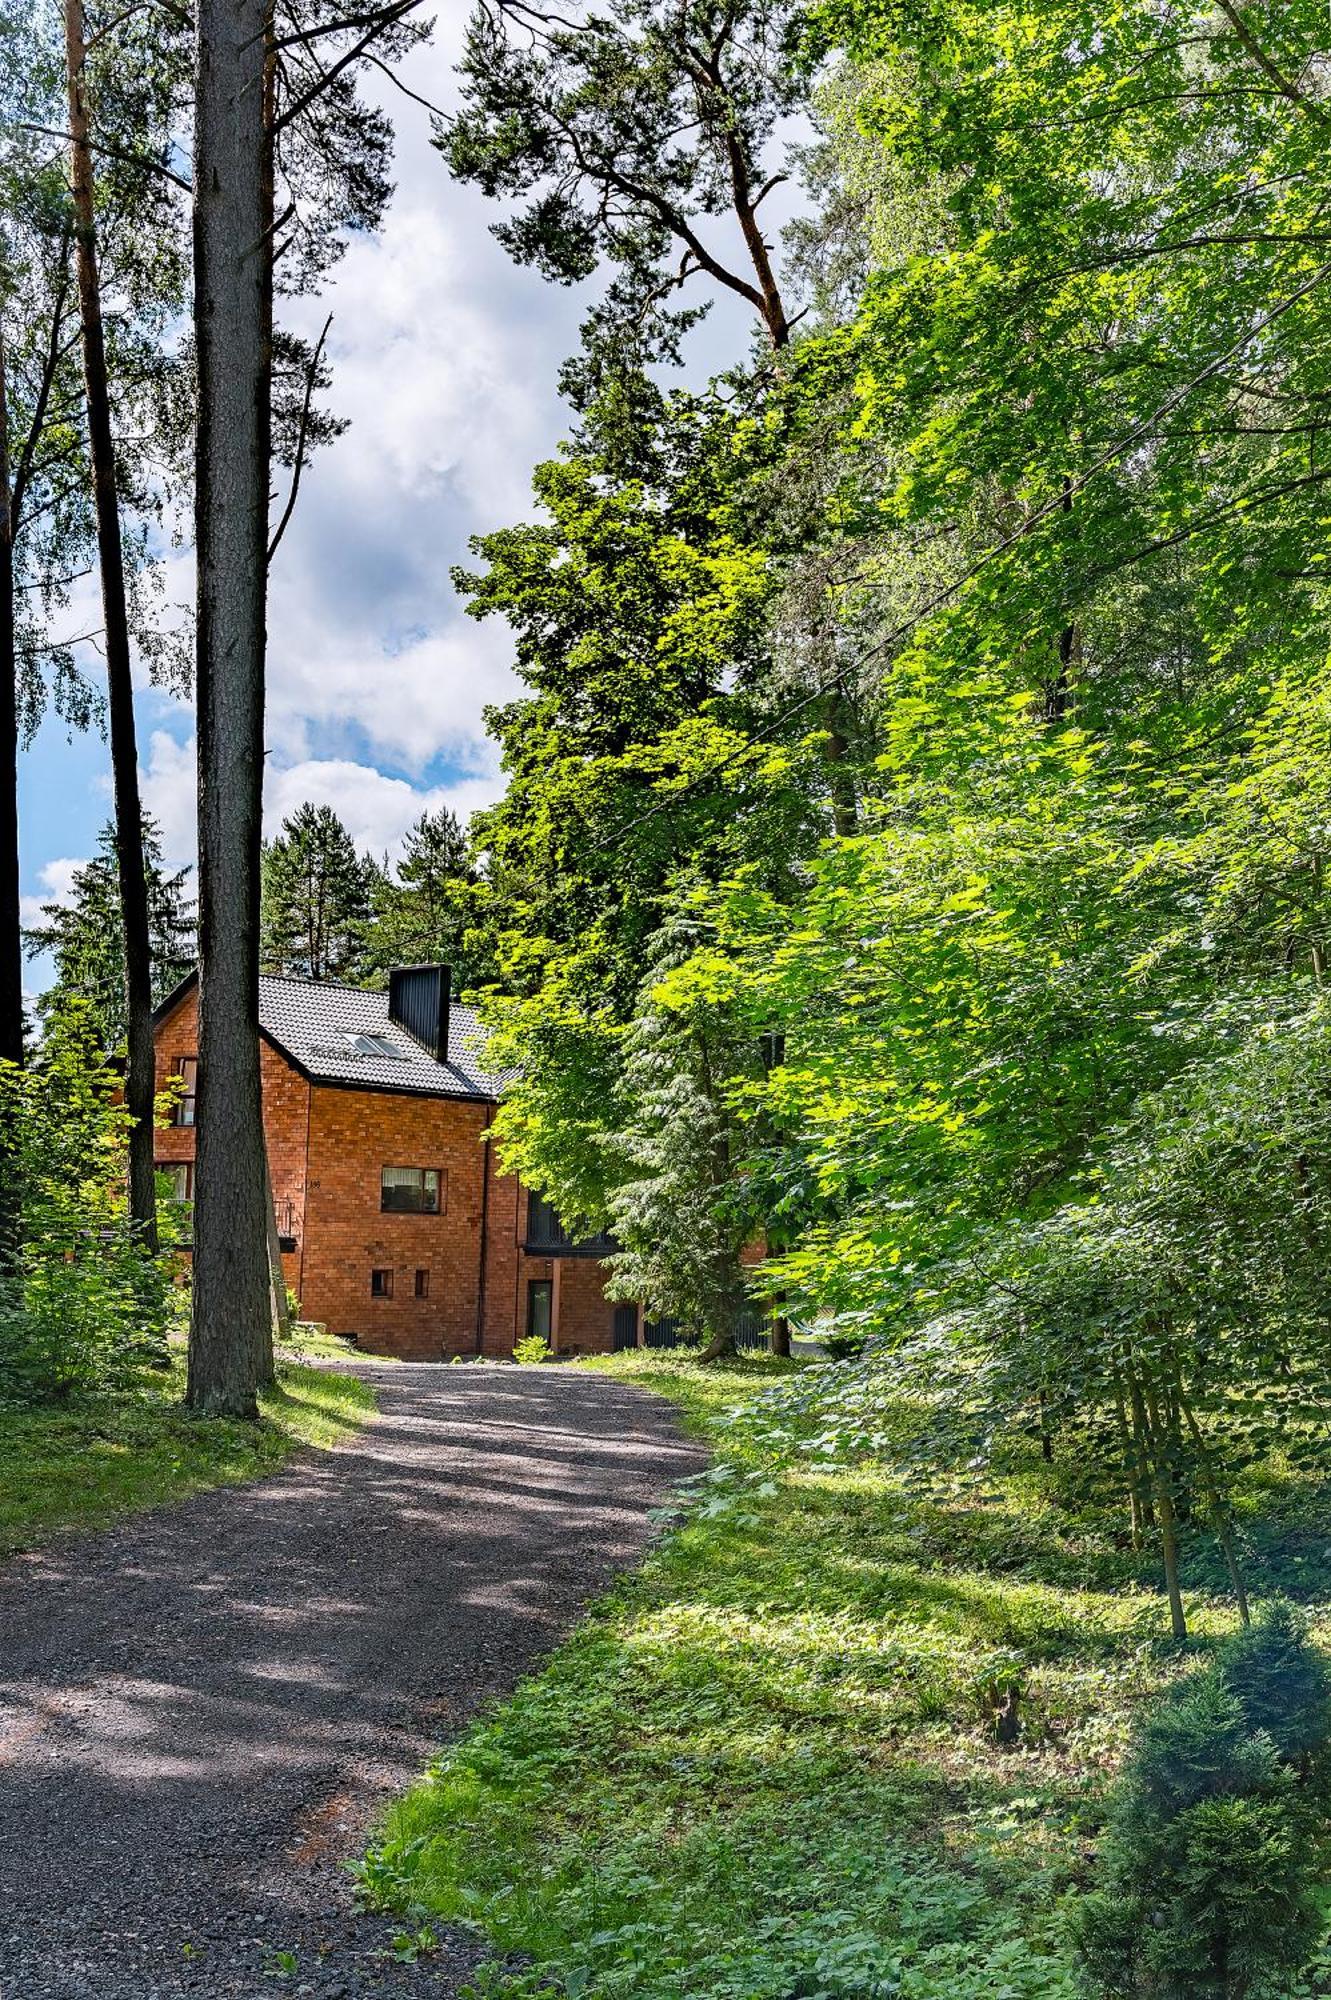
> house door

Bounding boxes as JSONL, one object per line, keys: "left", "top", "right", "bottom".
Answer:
{"left": 527, "top": 1279, "right": 553, "bottom": 1345}
{"left": 612, "top": 1303, "right": 638, "bottom": 1351}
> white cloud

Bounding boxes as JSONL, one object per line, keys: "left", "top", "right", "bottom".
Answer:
{"left": 141, "top": 727, "right": 502, "bottom": 873}
{"left": 140, "top": 730, "right": 197, "bottom": 869}
{"left": 264, "top": 605, "right": 520, "bottom": 775}
{"left": 263, "top": 755, "right": 504, "bottom": 860}
{"left": 19, "top": 858, "right": 86, "bottom": 942}
{"left": 36, "top": 856, "right": 86, "bottom": 904}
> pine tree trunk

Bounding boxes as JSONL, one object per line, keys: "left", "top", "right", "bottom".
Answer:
{"left": 188, "top": 0, "right": 273, "bottom": 1417}
{"left": 64, "top": 0, "right": 159, "bottom": 1258}
{"left": 0, "top": 332, "right": 22, "bottom": 1271}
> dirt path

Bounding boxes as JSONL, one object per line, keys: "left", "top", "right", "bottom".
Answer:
{"left": 0, "top": 1364, "right": 702, "bottom": 1998}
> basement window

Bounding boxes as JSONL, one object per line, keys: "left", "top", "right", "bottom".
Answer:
{"left": 371, "top": 1267, "right": 394, "bottom": 1299}
{"left": 381, "top": 1166, "right": 443, "bottom": 1214}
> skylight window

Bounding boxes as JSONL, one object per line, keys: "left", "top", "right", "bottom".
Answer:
{"left": 307, "top": 1031, "right": 410, "bottom": 1062}
{"left": 350, "top": 1033, "right": 406, "bottom": 1059}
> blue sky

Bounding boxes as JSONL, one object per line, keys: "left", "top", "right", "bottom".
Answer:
{"left": 19, "top": 20, "right": 794, "bottom": 995}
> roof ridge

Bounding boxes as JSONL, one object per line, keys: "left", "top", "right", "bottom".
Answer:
{"left": 257, "top": 971, "right": 389, "bottom": 995}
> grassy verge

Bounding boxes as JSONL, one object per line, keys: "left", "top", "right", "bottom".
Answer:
{"left": 278, "top": 1324, "right": 390, "bottom": 1365}
{"left": 363, "top": 1349, "right": 1331, "bottom": 2000}
{"left": 0, "top": 1353, "right": 375, "bottom": 1559}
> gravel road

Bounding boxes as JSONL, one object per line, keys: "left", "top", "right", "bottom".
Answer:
{"left": 0, "top": 1363, "right": 703, "bottom": 1998}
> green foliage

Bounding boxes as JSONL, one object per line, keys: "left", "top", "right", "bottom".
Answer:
{"left": 364, "top": 1356, "right": 1331, "bottom": 2000}
{"left": 601, "top": 898, "right": 766, "bottom": 1345}
{"left": 1072, "top": 1609, "right": 1331, "bottom": 1998}
{"left": 260, "top": 802, "right": 375, "bottom": 984}
{"left": 24, "top": 818, "right": 194, "bottom": 1047}
{"left": 512, "top": 1333, "right": 552, "bottom": 1365}
{"left": 0, "top": 1350, "right": 374, "bottom": 1558}
{"left": 0, "top": 1001, "right": 178, "bottom": 1403}
{"left": 470, "top": 401, "right": 815, "bottom": 1241}
{"left": 1222, "top": 1603, "right": 1331, "bottom": 1771}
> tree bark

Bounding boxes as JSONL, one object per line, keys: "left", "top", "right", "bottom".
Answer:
{"left": 0, "top": 331, "right": 22, "bottom": 1270}
{"left": 188, "top": 0, "right": 273, "bottom": 1416}
{"left": 64, "top": 0, "right": 159, "bottom": 1258}
{"left": 1135, "top": 1371, "right": 1189, "bottom": 1642}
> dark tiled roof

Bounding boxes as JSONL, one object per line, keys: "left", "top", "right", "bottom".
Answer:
{"left": 256, "top": 975, "right": 511, "bottom": 1098}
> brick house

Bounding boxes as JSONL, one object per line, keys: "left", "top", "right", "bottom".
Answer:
{"left": 152, "top": 963, "right": 641, "bottom": 1360}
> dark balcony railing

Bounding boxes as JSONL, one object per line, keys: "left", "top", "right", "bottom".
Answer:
{"left": 523, "top": 1193, "right": 617, "bottom": 1258}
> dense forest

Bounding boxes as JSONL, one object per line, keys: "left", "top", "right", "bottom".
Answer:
{"left": 7, "top": 0, "right": 1331, "bottom": 1992}
{"left": 454, "top": 0, "right": 1331, "bottom": 1628}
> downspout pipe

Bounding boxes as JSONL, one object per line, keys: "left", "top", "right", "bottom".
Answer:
{"left": 474, "top": 1103, "right": 493, "bottom": 1355}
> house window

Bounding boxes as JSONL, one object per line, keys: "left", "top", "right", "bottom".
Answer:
{"left": 157, "top": 1161, "right": 193, "bottom": 1203}
{"left": 371, "top": 1267, "right": 394, "bottom": 1299}
{"left": 171, "top": 1057, "right": 198, "bottom": 1127}
{"left": 414, "top": 1268, "right": 429, "bottom": 1299}
{"left": 527, "top": 1279, "right": 553, "bottom": 1343}
{"left": 380, "top": 1166, "right": 443, "bottom": 1214}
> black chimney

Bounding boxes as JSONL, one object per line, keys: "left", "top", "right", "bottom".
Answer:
{"left": 388, "top": 963, "right": 451, "bottom": 1063}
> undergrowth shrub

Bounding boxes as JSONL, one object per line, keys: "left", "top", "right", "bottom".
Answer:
{"left": 0, "top": 1002, "right": 179, "bottom": 1404}
{"left": 1072, "top": 1605, "right": 1331, "bottom": 1998}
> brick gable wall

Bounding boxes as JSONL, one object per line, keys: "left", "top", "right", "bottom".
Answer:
{"left": 153, "top": 986, "right": 630, "bottom": 1361}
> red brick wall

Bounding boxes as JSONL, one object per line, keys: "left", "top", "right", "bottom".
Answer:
{"left": 497, "top": 1189, "right": 627, "bottom": 1357}
{"left": 153, "top": 988, "right": 633, "bottom": 1360}
{"left": 153, "top": 987, "right": 311, "bottom": 1292}
{"left": 551, "top": 1252, "right": 622, "bottom": 1356}
{"left": 153, "top": 985, "right": 200, "bottom": 1178}
{"left": 300, "top": 1086, "right": 495, "bottom": 1358}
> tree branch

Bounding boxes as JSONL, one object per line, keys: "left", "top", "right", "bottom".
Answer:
{"left": 272, "top": 0, "right": 420, "bottom": 129}
{"left": 1212, "top": 0, "right": 1328, "bottom": 123}
{"left": 10, "top": 240, "right": 73, "bottom": 529}
{"left": 15, "top": 123, "right": 191, "bottom": 192}
{"left": 267, "top": 313, "right": 332, "bottom": 565}
{"left": 361, "top": 48, "right": 447, "bottom": 117}
{"left": 270, "top": 0, "right": 423, "bottom": 48}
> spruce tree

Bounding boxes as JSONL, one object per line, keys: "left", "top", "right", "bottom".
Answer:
{"left": 366, "top": 808, "right": 481, "bottom": 984}
{"left": 25, "top": 820, "right": 193, "bottom": 1049}
{"left": 260, "top": 802, "right": 372, "bottom": 982}
{"left": 603, "top": 898, "right": 764, "bottom": 1358}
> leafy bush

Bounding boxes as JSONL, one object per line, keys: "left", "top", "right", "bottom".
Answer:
{"left": 513, "top": 1334, "right": 552, "bottom": 1364}
{"left": 0, "top": 1003, "right": 178, "bottom": 1404}
{"left": 820, "top": 1326, "right": 870, "bottom": 1362}
{"left": 1072, "top": 1607, "right": 1331, "bottom": 1998}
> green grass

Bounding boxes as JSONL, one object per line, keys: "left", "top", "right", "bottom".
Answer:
{"left": 0, "top": 1353, "right": 375, "bottom": 1558}
{"left": 279, "top": 1323, "right": 393, "bottom": 1365}
{"left": 362, "top": 1350, "right": 1331, "bottom": 2000}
